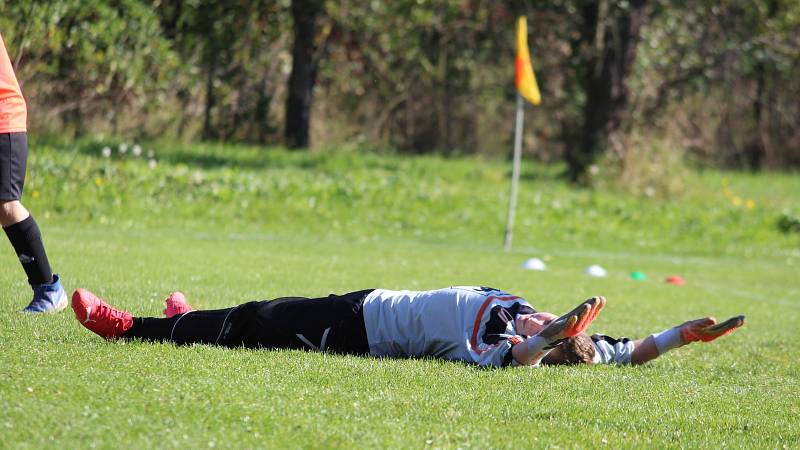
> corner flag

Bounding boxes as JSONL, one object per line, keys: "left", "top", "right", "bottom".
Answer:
{"left": 515, "top": 17, "right": 541, "bottom": 106}
{"left": 504, "top": 16, "right": 541, "bottom": 251}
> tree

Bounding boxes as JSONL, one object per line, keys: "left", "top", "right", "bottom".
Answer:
{"left": 157, "top": 0, "right": 289, "bottom": 143}
{"left": 0, "top": 0, "right": 176, "bottom": 137}
{"left": 322, "top": 1, "right": 515, "bottom": 154}
{"left": 565, "top": 0, "right": 651, "bottom": 182}
{"left": 630, "top": 0, "right": 800, "bottom": 170}
{"left": 285, "top": 0, "right": 324, "bottom": 149}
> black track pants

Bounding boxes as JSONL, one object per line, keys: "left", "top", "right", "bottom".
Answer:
{"left": 123, "top": 290, "right": 374, "bottom": 355}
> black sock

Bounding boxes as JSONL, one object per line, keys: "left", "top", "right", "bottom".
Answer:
{"left": 3, "top": 215, "right": 53, "bottom": 285}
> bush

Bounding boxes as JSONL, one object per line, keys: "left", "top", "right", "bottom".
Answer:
{"left": 778, "top": 209, "right": 800, "bottom": 234}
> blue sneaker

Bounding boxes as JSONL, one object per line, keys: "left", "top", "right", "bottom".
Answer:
{"left": 23, "top": 273, "right": 68, "bottom": 313}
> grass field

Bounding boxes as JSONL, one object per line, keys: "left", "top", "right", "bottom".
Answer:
{"left": 1, "top": 139, "right": 798, "bottom": 448}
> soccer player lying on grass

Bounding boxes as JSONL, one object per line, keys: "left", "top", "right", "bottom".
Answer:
{"left": 70, "top": 286, "right": 744, "bottom": 367}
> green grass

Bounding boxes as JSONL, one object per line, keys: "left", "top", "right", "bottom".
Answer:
{"left": 1, "top": 139, "right": 798, "bottom": 448}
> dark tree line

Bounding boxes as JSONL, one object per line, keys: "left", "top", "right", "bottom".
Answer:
{"left": 1, "top": 0, "right": 798, "bottom": 179}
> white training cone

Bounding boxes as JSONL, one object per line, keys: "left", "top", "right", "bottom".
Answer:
{"left": 584, "top": 264, "right": 607, "bottom": 277}
{"left": 522, "top": 258, "right": 546, "bottom": 271}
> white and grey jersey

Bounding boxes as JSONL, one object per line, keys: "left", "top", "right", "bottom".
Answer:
{"left": 362, "top": 286, "right": 535, "bottom": 367}
{"left": 591, "top": 334, "right": 635, "bottom": 365}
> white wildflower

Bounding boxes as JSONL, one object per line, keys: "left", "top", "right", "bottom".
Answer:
{"left": 148, "top": 159, "right": 157, "bottom": 170}
{"left": 132, "top": 145, "right": 142, "bottom": 156}
{"left": 190, "top": 171, "right": 204, "bottom": 184}
{"left": 101, "top": 147, "right": 112, "bottom": 158}
{"left": 119, "top": 142, "right": 128, "bottom": 154}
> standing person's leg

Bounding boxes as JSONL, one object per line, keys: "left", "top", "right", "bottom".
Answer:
{"left": 0, "top": 132, "right": 65, "bottom": 313}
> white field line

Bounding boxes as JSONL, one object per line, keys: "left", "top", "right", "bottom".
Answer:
{"left": 694, "top": 282, "right": 800, "bottom": 309}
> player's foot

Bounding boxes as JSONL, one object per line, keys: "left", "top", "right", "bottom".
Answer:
{"left": 680, "top": 315, "right": 745, "bottom": 343}
{"left": 538, "top": 296, "right": 605, "bottom": 342}
{"left": 164, "top": 291, "right": 193, "bottom": 318}
{"left": 23, "top": 274, "right": 68, "bottom": 313}
{"left": 71, "top": 288, "right": 133, "bottom": 339}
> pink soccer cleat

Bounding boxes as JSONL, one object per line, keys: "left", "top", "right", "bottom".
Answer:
{"left": 71, "top": 288, "right": 133, "bottom": 339}
{"left": 164, "top": 291, "right": 193, "bottom": 318}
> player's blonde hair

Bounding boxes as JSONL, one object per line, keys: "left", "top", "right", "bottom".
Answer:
{"left": 543, "top": 334, "right": 595, "bottom": 365}
{"left": 561, "top": 334, "right": 595, "bottom": 364}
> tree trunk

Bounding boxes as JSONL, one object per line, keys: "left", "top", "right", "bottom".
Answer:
{"left": 748, "top": 0, "right": 780, "bottom": 170}
{"left": 566, "top": 0, "right": 650, "bottom": 182}
{"left": 255, "top": 79, "right": 273, "bottom": 144}
{"left": 285, "top": 0, "right": 323, "bottom": 149}
{"left": 202, "top": 63, "right": 216, "bottom": 140}
{"left": 202, "top": 32, "right": 217, "bottom": 141}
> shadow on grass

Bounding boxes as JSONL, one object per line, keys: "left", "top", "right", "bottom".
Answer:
{"left": 32, "top": 135, "right": 567, "bottom": 183}
{"left": 505, "top": 161, "right": 567, "bottom": 183}
{"left": 33, "top": 136, "right": 415, "bottom": 173}
{"left": 58, "top": 138, "right": 280, "bottom": 170}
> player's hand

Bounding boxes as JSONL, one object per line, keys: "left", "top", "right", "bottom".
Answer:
{"left": 537, "top": 296, "right": 605, "bottom": 342}
{"left": 679, "top": 315, "right": 745, "bottom": 343}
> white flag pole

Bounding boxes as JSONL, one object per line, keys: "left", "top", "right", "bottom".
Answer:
{"left": 503, "top": 94, "right": 525, "bottom": 251}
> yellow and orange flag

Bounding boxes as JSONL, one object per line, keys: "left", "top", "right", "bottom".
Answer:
{"left": 515, "top": 16, "right": 541, "bottom": 105}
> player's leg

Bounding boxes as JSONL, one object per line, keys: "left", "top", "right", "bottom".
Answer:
{"left": 1, "top": 132, "right": 65, "bottom": 313}
{"left": 151, "top": 290, "right": 372, "bottom": 352}
{"left": 238, "top": 290, "right": 373, "bottom": 354}
{"left": 131, "top": 290, "right": 372, "bottom": 352}
{"left": 71, "top": 288, "right": 263, "bottom": 347}
{"left": 126, "top": 304, "right": 263, "bottom": 346}
{"left": 72, "top": 288, "right": 374, "bottom": 355}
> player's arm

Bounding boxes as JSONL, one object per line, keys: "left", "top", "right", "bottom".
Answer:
{"left": 512, "top": 296, "right": 605, "bottom": 366}
{"left": 629, "top": 315, "right": 745, "bottom": 365}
